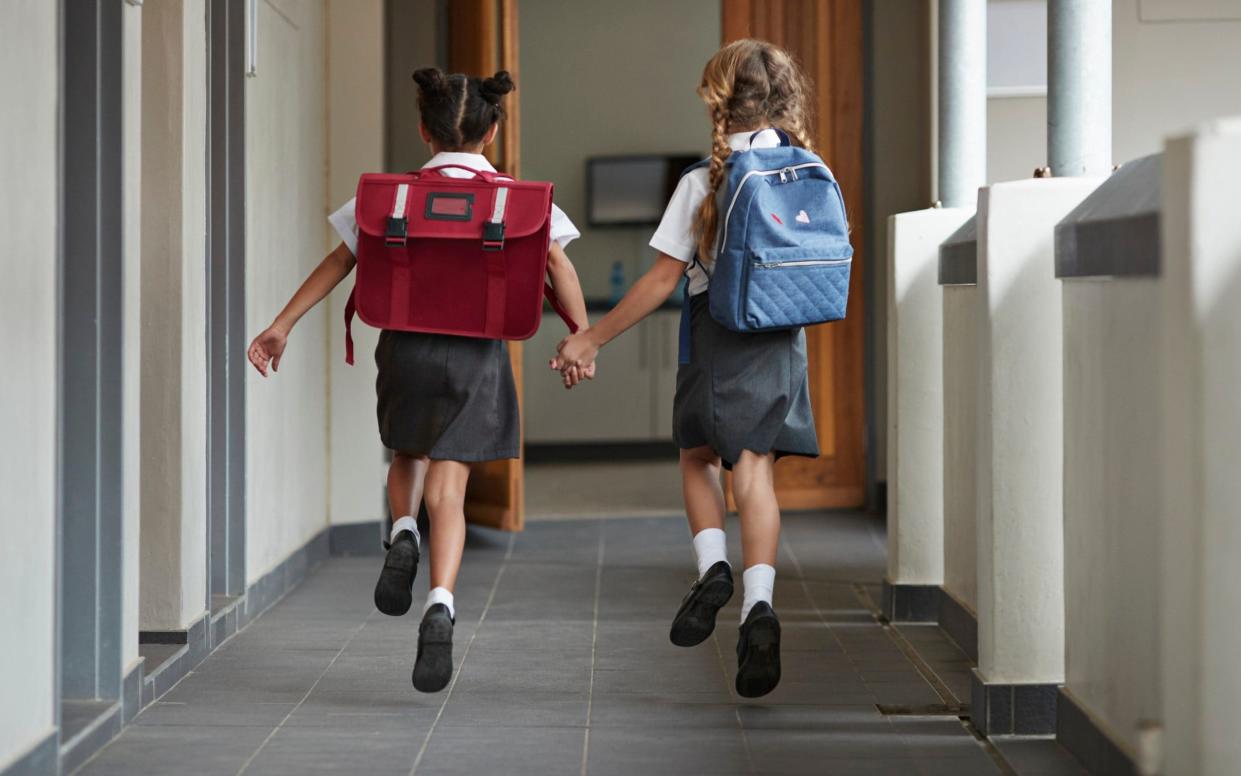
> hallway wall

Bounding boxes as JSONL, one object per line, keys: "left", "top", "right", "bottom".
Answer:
{"left": 245, "top": 0, "right": 331, "bottom": 581}
{"left": 327, "top": 0, "right": 387, "bottom": 530}
{"left": 0, "top": 2, "right": 58, "bottom": 767}
{"left": 519, "top": 0, "right": 720, "bottom": 299}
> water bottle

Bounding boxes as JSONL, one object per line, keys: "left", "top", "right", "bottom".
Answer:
{"left": 608, "top": 261, "right": 625, "bottom": 307}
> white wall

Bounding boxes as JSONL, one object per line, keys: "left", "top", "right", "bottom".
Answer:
{"left": 1062, "top": 277, "right": 1161, "bottom": 758}
{"left": 122, "top": 0, "right": 143, "bottom": 669}
{"left": 245, "top": 0, "right": 330, "bottom": 580}
{"left": 139, "top": 0, "right": 209, "bottom": 630}
{"left": 1159, "top": 118, "right": 1241, "bottom": 776}
{"left": 0, "top": 0, "right": 58, "bottom": 766}
{"left": 519, "top": 0, "right": 720, "bottom": 299}
{"left": 327, "top": 0, "right": 387, "bottom": 528}
{"left": 988, "top": 96, "right": 1046, "bottom": 183}
{"left": 942, "top": 283, "right": 979, "bottom": 612}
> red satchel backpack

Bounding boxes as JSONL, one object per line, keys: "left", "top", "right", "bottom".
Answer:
{"left": 344, "top": 165, "right": 578, "bottom": 364}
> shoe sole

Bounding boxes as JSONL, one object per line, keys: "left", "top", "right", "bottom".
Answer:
{"left": 412, "top": 616, "right": 454, "bottom": 693}
{"left": 373, "top": 553, "right": 416, "bottom": 617}
{"left": 736, "top": 617, "right": 781, "bottom": 698}
{"left": 669, "top": 575, "right": 735, "bottom": 648}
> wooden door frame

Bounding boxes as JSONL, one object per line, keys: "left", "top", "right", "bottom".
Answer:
{"left": 721, "top": 0, "right": 868, "bottom": 509}
{"left": 449, "top": 0, "right": 526, "bottom": 531}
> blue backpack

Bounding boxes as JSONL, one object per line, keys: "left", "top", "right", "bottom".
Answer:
{"left": 696, "top": 130, "right": 853, "bottom": 333}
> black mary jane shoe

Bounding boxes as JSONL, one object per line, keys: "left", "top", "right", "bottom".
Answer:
{"left": 373, "top": 530, "right": 419, "bottom": 617}
{"left": 412, "top": 603, "right": 455, "bottom": 693}
{"left": 669, "top": 560, "right": 735, "bottom": 647}
{"left": 735, "top": 601, "right": 782, "bottom": 698}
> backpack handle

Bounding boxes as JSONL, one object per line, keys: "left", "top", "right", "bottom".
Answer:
{"left": 748, "top": 128, "right": 791, "bottom": 148}
{"left": 415, "top": 164, "right": 515, "bottom": 183}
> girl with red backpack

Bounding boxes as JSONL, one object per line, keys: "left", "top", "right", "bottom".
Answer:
{"left": 247, "top": 68, "right": 592, "bottom": 693}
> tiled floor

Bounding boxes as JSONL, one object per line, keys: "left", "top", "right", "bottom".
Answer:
{"left": 76, "top": 513, "right": 1087, "bottom": 775}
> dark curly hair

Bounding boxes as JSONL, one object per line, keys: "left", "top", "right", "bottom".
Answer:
{"left": 411, "top": 67, "right": 515, "bottom": 151}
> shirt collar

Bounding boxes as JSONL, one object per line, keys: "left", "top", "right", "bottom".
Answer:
{"left": 726, "top": 128, "right": 781, "bottom": 152}
{"left": 421, "top": 151, "right": 497, "bottom": 172}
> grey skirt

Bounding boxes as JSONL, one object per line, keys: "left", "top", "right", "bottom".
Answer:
{"left": 673, "top": 293, "right": 819, "bottom": 469}
{"left": 375, "top": 330, "right": 519, "bottom": 461}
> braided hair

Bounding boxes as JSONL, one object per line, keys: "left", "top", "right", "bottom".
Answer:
{"left": 692, "top": 40, "right": 814, "bottom": 261}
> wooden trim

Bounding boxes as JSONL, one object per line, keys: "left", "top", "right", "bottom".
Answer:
{"left": 449, "top": 0, "right": 525, "bottom": 532}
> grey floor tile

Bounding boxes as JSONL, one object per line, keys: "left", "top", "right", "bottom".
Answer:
{"left": 992, "top": 738, "right": 1092, "bottom": 776}
{"left": 415, "top": 725, "right": 585, "bottom": 776}
{"left": 243, "top": 726, "right": 421, "bottom": 776}
{"left": 584, "top": 727, "right": 750, "bottom": 776}
{"left": 76, "top": 725, "right": 271, "bottom": 776}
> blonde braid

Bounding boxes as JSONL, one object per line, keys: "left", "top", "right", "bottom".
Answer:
{"left": 694, "top": 102, "right": 732, "bottom": 262}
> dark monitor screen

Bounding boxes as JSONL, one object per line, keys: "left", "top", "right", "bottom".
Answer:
{"left": 586, "top": 155, "right": 703, "bottom": 227}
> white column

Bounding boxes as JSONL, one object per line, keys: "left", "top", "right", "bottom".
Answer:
{"left": 139, "top": 0, "right": 210, "bottom": 631}
{"left": 1160, "top": 119, "right": 1241, "bottom": 776}
{"left": 1048, "top": 0, "right": 1111, "bottom": 177}
{"left": 938, "top": 0, "right": 987, "bottom": 207}
{"left": 975, "top": 177, "right": 1100, "bottom": 687}
{"left": 886, "top": 209, "right": 973, "bottom": 609}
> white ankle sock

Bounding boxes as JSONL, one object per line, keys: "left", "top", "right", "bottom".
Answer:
{"left": 691, "top": 528, "right": 728, "bottom": 579}
{"left": 424, "top": 586, "right": 455, "bottom": 619}
{"left": 740, "top": 564, "right": 775, "bottom": 622}
{"left": 390, "top": 514, "right": 420, "bottom": 546}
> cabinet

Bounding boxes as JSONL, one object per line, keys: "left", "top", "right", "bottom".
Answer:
{"left": 523, "top": 308, "right": 681, "bottom": 443}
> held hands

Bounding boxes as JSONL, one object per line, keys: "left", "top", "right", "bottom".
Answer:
{"left": 550, "top": 330, "right": 600, "bottom": 390}
{"left": 247, "top": 326, "right": 288, "bottom": 377}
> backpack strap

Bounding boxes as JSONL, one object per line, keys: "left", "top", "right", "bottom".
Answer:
{"left": 344, "top": 287, "right": 357, "bottom": 365}
{"left": 543, "top": 283, "right": 579, "bottom": 335}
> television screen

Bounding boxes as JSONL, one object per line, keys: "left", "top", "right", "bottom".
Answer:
{"left": 586, "top": 155, "right": 702, "bottom": 227}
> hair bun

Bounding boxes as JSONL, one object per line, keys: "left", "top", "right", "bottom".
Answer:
{"left": 412, "top": 67, "right": 451, "bottom": 100}
{"left": 480, "top": 71, "right": 516, "bottom": 102}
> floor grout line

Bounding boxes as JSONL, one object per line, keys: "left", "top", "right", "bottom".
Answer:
{"left": 408, "top": 532, "right": 516, "bottom": 776}
{"left": 234, "top": 608, "right": 376, "bottom": 775}
{"left": 708, "top": 616, "right": 757, "bottom": 776}
{"left": 579, "top": 519, "right": 605, "bottom": 776}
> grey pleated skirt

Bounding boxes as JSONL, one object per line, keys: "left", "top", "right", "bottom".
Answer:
{"left": 673, "top": 293, "right": 819, "bottom": 469}
{"left": 374, "top": 330, "right": 519, "bottom": 461}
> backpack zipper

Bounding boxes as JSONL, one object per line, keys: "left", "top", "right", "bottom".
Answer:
{"left": 752, "top": 257, "right": 852, "bottom": 269}
{"left": 717, "top": 162, "right": 831, "bottom": 255}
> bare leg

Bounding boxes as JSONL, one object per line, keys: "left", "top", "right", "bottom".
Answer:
{"left": 731, "top": 451, "right": 779, "bottom": 569}
{"left": 387, "top": 452, "right": 429, "bottom": 526}
{"left": 680, "top": 445, "right": 726, "bottom": 535}
{"left": 423, "top": 459, "right": 471, "bottom": 593}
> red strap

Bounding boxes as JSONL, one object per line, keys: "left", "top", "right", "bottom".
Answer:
{"left": 344, "top": 288, "right": 356, "bottom": 365}
{"left": 544, "top": 284, "right": 579, "bottom": 334}
{"left": 483, "top": 252, "right": 507, "bottom": 339}
{"left": 413, "top": 165, "right": 513, "bottom": 184}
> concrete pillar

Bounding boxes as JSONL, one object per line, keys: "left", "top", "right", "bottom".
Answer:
{"left": 938, "top": 0, "right": 986, "bottom": 207}
{"left": 1048, "top": 0, "right": 1111, "bottom": 177}
{"left": 1056, "top": 155, "right": 1162, "bottom": 774}
{"left": 1160, "top": 119, "right": 1241, "bottom": 776}
{"left": 883, "top": 208, "right": 973, "bottom": 622}
{"left": 139, "top": 0, "right": 210, "bottom": 632}
{"left": 970, "top": 176, "right": 1101, "bottom": 736}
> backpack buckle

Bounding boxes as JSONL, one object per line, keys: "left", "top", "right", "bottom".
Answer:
{"left": 482, "top": 221, "right": 505, "bottom": 251}
{"left": 385, "top": 216, "right": 408, "bottom": 247}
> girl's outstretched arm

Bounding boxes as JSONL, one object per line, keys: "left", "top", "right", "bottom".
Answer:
{"left": 545, "top": 242, "right": 594, "bottom": 388}
{"left": 553, "top": 253, "right": 686, "bottom": 374}
{"left": 247, "top": 241, "right": 356, "bottom": 377}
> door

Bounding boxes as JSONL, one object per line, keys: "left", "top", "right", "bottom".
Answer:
{"left": 721, "top": 0, "right": 867, "bottom": 508}
{"left": 450, "top": 0, "right": 527, "bottom": 530}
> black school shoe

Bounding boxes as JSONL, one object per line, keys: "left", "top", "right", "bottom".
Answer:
{"left": 373, "top": 530, "right": 419, "bottom": 616}
{"left": 735, "top": 602, "right": 781, "bottom": 698}
{"left": 669, "top": 560, "right": 735, "bottom": 647}
{"left": 412, "top": 603, "right": 454, "bottom": 693}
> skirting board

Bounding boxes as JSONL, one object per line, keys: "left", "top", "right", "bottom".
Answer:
{"left": 970, "top": 669, "right": 1058, "bottom": 736}
{"left": 58, "top": 702, "right": 122, "bottom": 775}
{"left": 330, "top": 520, "right": 385, "bottom": 557}
{"left": 1057, "top": 688, "right": 1140, "bottom": 776}
{"left": 1, "top": 731, "right": 57, "bottom": 776}
{"left": 881, "top": 580, "right": 939, "bottom": 623}
{"left": 937, "top": 587, "right": 979, "bottom": 662}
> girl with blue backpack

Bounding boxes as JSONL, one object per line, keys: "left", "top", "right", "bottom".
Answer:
{"left": 554, "top": 39, "right": 852, "bottom": 698}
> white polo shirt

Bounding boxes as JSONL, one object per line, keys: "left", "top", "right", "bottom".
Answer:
{"left": 328, "top": 151, "right": 580, "bottom": 256}
{"left": 648, "top": 128, "right": 783, "bottom": 295}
